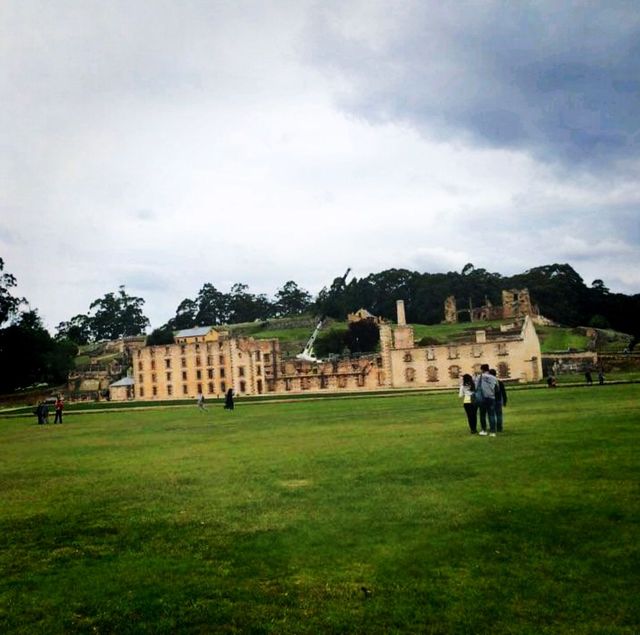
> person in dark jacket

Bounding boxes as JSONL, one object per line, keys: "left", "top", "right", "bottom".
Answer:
{"left": 489, "top": 369, "right": 508, "bottom": 433}
{"left": 224, "top": 388, "right": 234, "bottom": 410}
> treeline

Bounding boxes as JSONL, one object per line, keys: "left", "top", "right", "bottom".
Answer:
{"left": 313, "top": 263, "right": 640, "bottom": 342}
{"left": 0, "top": 258, "right": 77, "bottom": 393}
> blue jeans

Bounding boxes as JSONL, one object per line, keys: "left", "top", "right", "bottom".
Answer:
{"left": 494, "top": 400, "right": 503, "bottom": 432}
{"left": 479, "top": 398, "right": 496, "bottom": 432}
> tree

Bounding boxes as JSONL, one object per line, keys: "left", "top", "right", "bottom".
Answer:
{"left": 55, "top": 314, "right": 92, "bottom": 345}
{"left": 146, "top": 324, "right": 175, "bottom": 345}
{"left": 0, "top": 310, "right": 77, "bottom": 393}
{"left": 170, "top": 299, "right": 198, "bottom": 330}
{"left": 274, "top": 281, "right": 312, "bottom": 316}
{"left": 228, "top": 283, "right": 273, "bottom": 323}
{"left": 591, "top": 279, "right": 610, "bottom": 294}
{"left": 313, "top": 328, "right": 348, "bottom": 358}
{"left": 0, "top": 257, "right": 24, "bottom": 325}
{"left": 195, "top": 284, "right": 230, "bottom": 325}
{"left": 344, "top": 319, "right": 380, "bottom": 354}
{"left": 89, "top": 286, "right": 150, "bottom": 340}
{"left": 589, "top": 314, "right": 610, "bottom": 329}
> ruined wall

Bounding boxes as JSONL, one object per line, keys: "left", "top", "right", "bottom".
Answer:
{"left": 444, "top": 296, "right": 457, "bottom": 324}
{"left": 502, "top": 289, "right": 538, "bottom": 319}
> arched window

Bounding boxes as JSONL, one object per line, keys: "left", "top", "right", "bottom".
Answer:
{"left": 449, "top": 365, "right": 461, "bottom": 379}
{"left": 427, "top": 366, "right": 439, "bottom": 382}
{"left": 405, "top": 367, "right": 416, "bottom": 382}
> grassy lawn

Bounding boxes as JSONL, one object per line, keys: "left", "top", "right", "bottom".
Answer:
{"left": 1, "top": 386, "right": 639, "bottom": 633}
{"left": 535, "top": 326, "right": 591, "bottom": 352}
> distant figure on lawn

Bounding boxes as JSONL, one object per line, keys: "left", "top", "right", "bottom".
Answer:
{"left": 547, "top": 375, "right": 557, "bottom": 388}
{"left": 224, "top": 388, "right": 235, "bottom": 410}
{"left": 54, "top": 396, "right": 64, "bottom": 424}
{"left": 197, "top": 392, "right": 207, "bottom": 412}
{"left": 585, "top": 370, "right": 593, "bottom": 385}
{"left": 489, "top": 368, "right": 508, "bottom": 433}
{"left": 476, "top": 364, "right": 498, "bottom": 437}
{"left": 37, "top": 402, "right": 49, "bottom": 424}
{"left": 459, "top": 373, "right": 478, "bottom": 434}
{"left": 598, "top": 369, "right": 605, "bottom": 385}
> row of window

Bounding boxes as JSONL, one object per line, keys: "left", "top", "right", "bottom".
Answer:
{"left": 139, "top": 367, "right": 228, "bottom": 384}
{"left": 266, "top": 374, "right": 369, "bottom": 392}
{"left": 138, "top": 343, "right": 271, "bottom": 361}
{"left": 138, "top": 355, "right": 227, "bottom": 371}
{"left": 404, "top": 363, "right": 511, "bottom": 383}
{"left": 403, "top": 343, "right": 509, "bottom": 363}
{"left": 139, "top": 381, "right": 228, "bottom": 398}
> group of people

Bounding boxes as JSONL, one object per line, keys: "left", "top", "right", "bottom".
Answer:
{"left": 458, "top": 364, "right": 507, "bottom": 437}
{"left": 197, "top": 388, "right": 235, "bottom": 412}
{"left": 584, "top": 369, "right": 605, "bottom": 385}
{"left": 35, "top": 396, "right": 64, "bottom": 425}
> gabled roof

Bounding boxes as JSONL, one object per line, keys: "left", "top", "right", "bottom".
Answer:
{"left": 109, "top": 377, "right": 135, "bottom": 387}
{"left": 174, "top": 326, "right": 215, "bottom": 338}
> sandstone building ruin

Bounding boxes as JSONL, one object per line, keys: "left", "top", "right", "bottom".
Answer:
{"left": 110, "top": 300, "right": 542, "bottom": 401}
{"left": 444, "top": 288, "right": 539, "bottom": 323}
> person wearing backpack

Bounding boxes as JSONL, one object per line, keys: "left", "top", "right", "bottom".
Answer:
{"left": 476, "top": 364, "right": 498, "bottom": 436}
{"left": 489, "top": 368, "right": 508, "bottom": 433}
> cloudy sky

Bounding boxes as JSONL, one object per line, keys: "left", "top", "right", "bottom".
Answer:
{"left": 2, "top": 1, "right": 639, "bottom": 330}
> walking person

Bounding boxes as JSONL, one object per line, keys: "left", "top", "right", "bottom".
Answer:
{"left": 197, "top": 392, "right": 207, "bottom": 412}
{"left": 476, "top": 364, "right": 498, "bottom": 437}
{"left": 224, "top": 388, "right": 234, "bottom": 410}
{"left": 54, "top": 396, "right": 64, "bottom": 424}
{"left": 489, "top": 369, "right": 507, "bottom": 433}
{"left": 459, "top": 373, "right": 478, "bottom": 434}
{"left": 598, "top": 368, "right": 605, "bottom": 385}
{"left": 585, "top": 370, "right": 593, "bottom": 385}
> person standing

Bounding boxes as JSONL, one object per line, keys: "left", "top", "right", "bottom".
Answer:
{"left": 477, "top": 364, "right": 498, "bottom": 436}
{"left": 598, "top": 369, "right": 605, "bottom": 385}
{"left": 54, "top": 396, "right": 64, "bottom": 424}
{"left": 224, "top": 388, "right": 234, "bottom": 410}
{"left": 459, "top": 374, "right": 478, "bottom": 434}
{"left": 197, "top": 392, "right": 207, "bottom": 412}
{"left": 585, "top": 370, "right": 593, "bottom": 385}
{"left": 489, "top": 369, "right": 507, "bottom": 433}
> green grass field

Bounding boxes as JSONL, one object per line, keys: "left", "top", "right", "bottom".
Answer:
{"left": 1, "top": 386, "right": 639, "bottom": 634}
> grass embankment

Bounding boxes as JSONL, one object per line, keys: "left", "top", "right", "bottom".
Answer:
{"left": 1, "top": 386, "right": 639, "bottom": 633}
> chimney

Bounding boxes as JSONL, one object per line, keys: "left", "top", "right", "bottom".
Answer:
{"left": 396, "top": 300, "right": 406, "bottom": 326}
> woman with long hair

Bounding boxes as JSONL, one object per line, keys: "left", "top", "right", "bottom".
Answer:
{"left": 458, "top": 373, "right": 477, "bottom": 434}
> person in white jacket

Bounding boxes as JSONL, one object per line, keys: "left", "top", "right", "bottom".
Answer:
{"left": 458, "top": 373, "right": 478, "bottom": 434}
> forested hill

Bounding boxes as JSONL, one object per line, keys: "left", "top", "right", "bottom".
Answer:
{"left": 313, "top": 264, "right": 640, "bottom": 340}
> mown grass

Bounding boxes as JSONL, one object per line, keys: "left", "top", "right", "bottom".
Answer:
{"left": 1, "top": 386, "right": 639, "bottom": 633}
{"left": 535, "top": 326, "right": 591, "bottom": 352}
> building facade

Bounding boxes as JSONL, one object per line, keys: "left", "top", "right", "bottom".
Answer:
{"left": 112, "top": 301, "right": 542, "bottom": 401}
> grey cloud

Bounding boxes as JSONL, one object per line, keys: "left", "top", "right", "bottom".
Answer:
{"left": 134, "top": 209, "right": 157, "bottom": 221}
{"left": 306, "top": 1, "right": 640, "bottom": 167}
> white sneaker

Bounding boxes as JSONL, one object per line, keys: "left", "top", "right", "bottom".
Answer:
{"left": 490, "top": 433, "right": 496, "bottom": 437}
{"left": 479, "top": 430, "right": 488, "bottom": 436}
